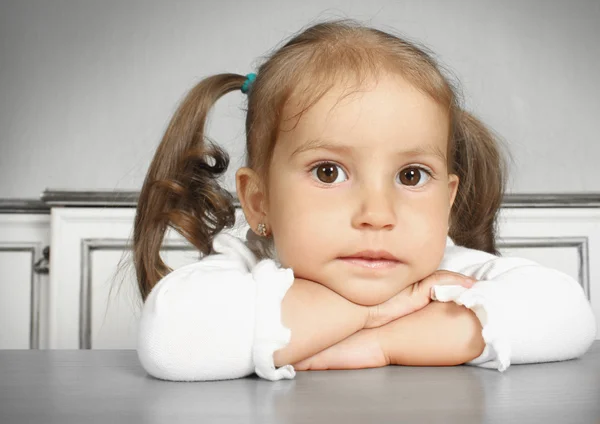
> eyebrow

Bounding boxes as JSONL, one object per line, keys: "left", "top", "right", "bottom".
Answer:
{"left": 290, "top": 138, "right": 447, "bottom": 163}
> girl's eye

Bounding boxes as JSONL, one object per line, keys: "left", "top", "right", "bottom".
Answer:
{"left": 397, "top": 167, "right": 431, "bottom": 187}
{"left": 311, "top": 162, "right": 348, "bottom": 184}
{"left": 309, "top": 163, "right": 432, "bottom": 187}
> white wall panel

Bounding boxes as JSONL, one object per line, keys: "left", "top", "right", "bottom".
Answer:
{"left": 1, "top": 1, "right": 599, "bottom": 198}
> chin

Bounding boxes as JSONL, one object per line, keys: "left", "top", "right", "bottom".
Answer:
{"left": 343, "top": 287, "right": 397, "bottom": 307}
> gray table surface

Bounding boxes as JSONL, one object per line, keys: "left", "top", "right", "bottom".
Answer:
{"left": 1, "top": 342, "right": 599, "bottom": 424}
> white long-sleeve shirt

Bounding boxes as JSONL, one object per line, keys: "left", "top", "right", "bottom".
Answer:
{"left": 137, "top": 222, "right": 597, "bottom": 381}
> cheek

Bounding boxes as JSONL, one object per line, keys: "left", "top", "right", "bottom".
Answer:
{"left": 267, "top": 168, "right": 326, "bottom": 267}
{"left": 275, "top": 212, "right": 328, "bottom": 261}
{"left": 269, "top": 201, "right": 319, "bottom": 268}
{"left": 404, "top": 196, "right": 450, "bottom": 272}
{"left": 272, "top": 175, "right": 337, "bottom": 234}
{"left": 404, "top": 194, "right": 448, "bottom": 235}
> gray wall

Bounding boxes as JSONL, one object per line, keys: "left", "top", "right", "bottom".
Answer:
{"left": 1, "top": 0, "right": 599, "bottom": 199}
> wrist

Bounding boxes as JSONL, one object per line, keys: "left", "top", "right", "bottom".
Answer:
{"left": 360, "top": 304, "right": 370, "bottom": 329}
{"left": 377, "top": 300, "right": 485, "bottom": 367}
{"left": 275, "top": 277, "right": 369, "bottom": 366}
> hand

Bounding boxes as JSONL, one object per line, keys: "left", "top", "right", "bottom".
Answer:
{"left": 364, "top": 270, "right": 477, "bottom": 329}
{"left": 292, "top": 327, "right": 388, "bottom": 371}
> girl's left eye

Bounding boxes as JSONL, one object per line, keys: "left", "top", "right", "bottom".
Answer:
{"left": 397, "top": 166, "right": 432, "bottom": 187}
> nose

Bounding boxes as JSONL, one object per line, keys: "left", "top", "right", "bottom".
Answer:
{"left": 351, "top": 184, "right": 397, "bottom": 231}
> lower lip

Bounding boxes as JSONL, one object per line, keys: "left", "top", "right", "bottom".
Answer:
{"left": 339, "top": 258, "right": 400, "bottom": 269}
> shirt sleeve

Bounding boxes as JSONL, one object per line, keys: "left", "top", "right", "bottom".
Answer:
{"left": 430, "top": 243, "right": 597, "bottom": 372}
{"left": 136, "top": 232, "right": 296, "bottom": 381}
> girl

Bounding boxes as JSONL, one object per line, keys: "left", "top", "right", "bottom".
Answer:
{"left": 134, "top": 20, "right": 596, "bottom": 381}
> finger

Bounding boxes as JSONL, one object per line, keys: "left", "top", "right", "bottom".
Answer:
{"left": 421, "top": 275, "right": 474, "bottom": 298}
{"left": 366, "top": 273, "right": 476, "bottom": 329}
{"left": 428, "top": 277, "right": 476, "bottom": 299}
{"left": 424, "top": 272, "right": 476, "bottom": 288}
{"left": 292, "top": 358, "right": 311, "bottom": 370}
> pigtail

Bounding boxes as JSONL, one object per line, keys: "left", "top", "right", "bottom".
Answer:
{"left": 449, "top": 110, "right": 511, "bottom": 255}
{"left": 133, "top": 74, "right": 247, "bottom": 301}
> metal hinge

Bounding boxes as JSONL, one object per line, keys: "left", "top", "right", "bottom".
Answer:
{"left": 34, "top": 246, "right": 50, "bottom": 274}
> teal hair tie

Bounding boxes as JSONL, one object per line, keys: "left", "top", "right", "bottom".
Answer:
{"left": 241, "top": 73, "right": 257, "bottom": 94}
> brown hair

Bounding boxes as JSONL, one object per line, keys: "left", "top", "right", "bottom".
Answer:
{"left": 133, "top": 19, "right": 511, "bottom": 301}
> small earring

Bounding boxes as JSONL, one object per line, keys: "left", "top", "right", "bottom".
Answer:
{"left": 257, "top": 223, "right": 268, "bottom": 237}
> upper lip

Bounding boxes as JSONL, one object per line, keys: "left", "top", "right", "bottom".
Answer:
{"left": 342, "top": 250, "right": 400, "bottom": 261}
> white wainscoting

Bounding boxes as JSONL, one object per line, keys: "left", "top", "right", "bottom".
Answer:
{"left": 1, "top": 203, "right": 598, "bottom": 349}
{"left": 0, "top": 214, "right": 50, "bottom": 349}
{"left": 48, "top": 207, "right": 247, "bottom": 349}
{"left": 496, "top": 208, "right": 599, "bottom": 309}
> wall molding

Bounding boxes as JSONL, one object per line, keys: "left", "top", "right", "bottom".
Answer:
{"left": 79, "top": 238, "right": 198, "bottom": 349}
{"left": 0, "top": 242, "right": 43, "bottom": 349}
{"left": 2, "top": 190, "right": 600, "bottom": 213}
{"left": 497, "top": 236, "right": 590, "bottom": 300}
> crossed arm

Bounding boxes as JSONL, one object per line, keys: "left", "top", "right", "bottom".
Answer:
{"left": 273, "top": 278, "right": 486, "bottom": 371}
{"left": 292, "top": 299, "right": 486, "bottom": 371}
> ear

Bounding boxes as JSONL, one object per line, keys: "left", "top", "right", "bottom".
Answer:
{"left": 235, "top": 167, "right": 268, "bottom": 234}
{"left": 447, "top": 173, "right": 459, "bottom": 220}
{"left": 448, "top": 173, "right": 459, "bottom": 206}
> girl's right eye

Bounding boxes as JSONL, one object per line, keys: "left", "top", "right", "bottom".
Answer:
{"left": 310, "top": 162, "right": 348, "bottom": 184}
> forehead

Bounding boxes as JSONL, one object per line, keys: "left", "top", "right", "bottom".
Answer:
{"left": 277, "top": 75, "right": 450, "bottom": 158}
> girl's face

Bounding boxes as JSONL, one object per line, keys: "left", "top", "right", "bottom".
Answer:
{"left": 266, "top": 74, "right": 459, "bottom": 306}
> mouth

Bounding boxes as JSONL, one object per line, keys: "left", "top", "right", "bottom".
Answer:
{"left": 339, "top": 257, "right": 400, "bottom": 269}
{"left": 338, "top": 251, "right": 401, "bottom": 269}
